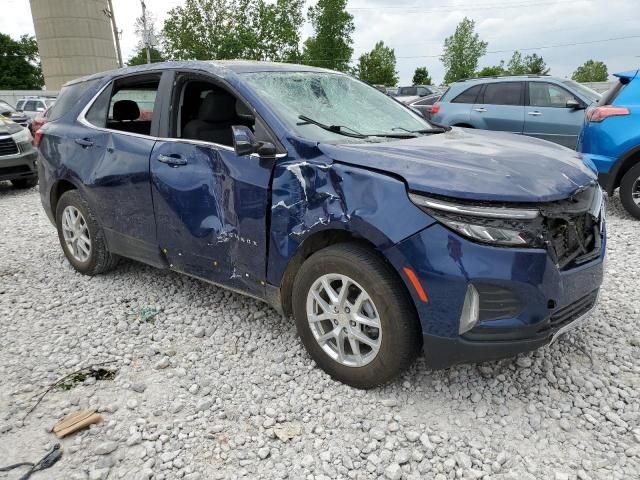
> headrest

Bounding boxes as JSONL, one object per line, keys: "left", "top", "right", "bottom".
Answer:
{"left": 113, "top": 100, "right": 140, "bottom": 121}
{"left": 236, "top": 99, "right": 254, "bottom": 120}
{"left": 199, "top": 91, "right": 236, "bottom": 123}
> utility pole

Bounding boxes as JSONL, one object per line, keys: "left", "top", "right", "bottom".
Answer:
{"left": 105, "top": 0, "right": 123, "bottom": 67}
{"left": 140, "top": 0, "right": 151, "bottom": 64}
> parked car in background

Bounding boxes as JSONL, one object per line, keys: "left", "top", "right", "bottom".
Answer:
{"left": 397, "top": 85, "right": 440, "bottom": 97}
{"left": 431, "top": 76, "right": 601, "bottom": 149}
{"left": 406, "top": 93, "right": 442, "bottom": 120}
{"left": 0, "top": 117, "right": 38, "bottom": 188}
{"left": 386, "top": 87, "right": 399, "bottom": 96}
{"left": 578, "top": 69, "right": 640, "bottom": 218}
{"left": 16, "top": 96, "right": 56, "bottom": 119}
{"left": 0, "top": 100, "right": 30, "bottom": 129}
{"left": 38, "top": 61, "right": 604, "bottom": 388}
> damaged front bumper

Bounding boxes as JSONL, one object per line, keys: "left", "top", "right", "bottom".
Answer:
{"left": 384, "top": 218, "right": 606, "bottom": 369}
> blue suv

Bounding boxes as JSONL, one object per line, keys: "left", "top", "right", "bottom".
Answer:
{"left": 431, "top": 75, "right": 601, "bottom": 149}
{"left": 578, "top": 70, "right": 640, "bottom": 218}
{"left": 37, "top": 61, "right": 605, "bottom": 388}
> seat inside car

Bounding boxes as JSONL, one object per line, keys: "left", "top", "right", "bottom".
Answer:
{"left": 108, "top": 99, "right": 150, "bottom": 135}
{"left": 183, "top": 90, "right": 238, "bottom": 146}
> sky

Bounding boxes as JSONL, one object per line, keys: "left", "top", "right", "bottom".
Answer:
{"left": 2, "top": 0, "right": 639, "bottom": 85}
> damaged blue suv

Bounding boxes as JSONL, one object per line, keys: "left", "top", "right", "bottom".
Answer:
{"left": 37, "top": 61, "right": 605, "bottom": 388}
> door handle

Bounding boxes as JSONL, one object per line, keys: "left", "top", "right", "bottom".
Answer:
{"left": 527, "top": 111, "right": 542, "bottom": 116}
{"left": 157, "top": 154, "right": 188, "bottom": 167}
{"left": 74, "top": 138, "right": 94, "bottom": 148}
{"left": 473, "top": 108, "right": 487, "bottom": 113}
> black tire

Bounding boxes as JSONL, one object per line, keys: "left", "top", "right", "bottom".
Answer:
{"left": 55, "top": 190, "right": 119, "bottom": 275}
{"left": 292, "top": 243, "right": 421, "bottom": 389}
{"left": 11, "top": 177, "right": 38, "bottom": 189}
{"left": 619, "top": 163, "right": 640, "bottom": 219}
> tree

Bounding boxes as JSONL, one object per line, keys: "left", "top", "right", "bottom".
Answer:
{"left": 506, "top": 51, "right": 549, "bottom": 75}
{"left": 355, "top": 41, "right": 398, "bottom": 86}
{"left": 477, "top": 62, "right": 506, "bottom": 77}
{"left": 0, "top": 33, "right": 44, "bottom": 89}
{"left": 412, "top": 67, "right": 432, "bottom": 85}
{"left": 301, "top": 0, "right": 354, "bottom": 72}
{"left": 127, "top": 47, "right": 164, "bottom": 66}
{"left": 572, "top": 60, "right": 609, "bottom": 82}
{"left": 441, "top": 18, "right": 488, "bottom": 84}
{"left": 162, "top": 0, "right": 303, "bottom": 62}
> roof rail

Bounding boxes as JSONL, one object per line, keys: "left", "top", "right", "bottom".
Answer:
{"left": 458, "top": 74, "right": 551, "bottom": 82}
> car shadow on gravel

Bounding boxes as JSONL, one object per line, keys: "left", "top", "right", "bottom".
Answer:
{"left": 0, "top": 180, "right": 38, "bottom": 197}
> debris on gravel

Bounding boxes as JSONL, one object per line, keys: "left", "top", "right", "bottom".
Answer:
{"left": 0, "top": 185, "right": 639, "bottom": 480}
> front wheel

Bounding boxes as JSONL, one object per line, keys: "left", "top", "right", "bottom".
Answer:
{"left": 619, "top": 163, "right": 640, "bottom": 220}
{"left": 292, "top": 243, "right": 421, "bottom": 389}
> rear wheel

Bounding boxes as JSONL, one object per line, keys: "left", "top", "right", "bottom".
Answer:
{"left": 11, "top": 177, "right": 38, "bottom": 189}
{"left": 55, "top": 190, "right": 118, "bottom": 275}
{"left": 619, "top": 163, "right": 640, "bottom": 219}
{"left": 292, "top": 243, "right": 421, "bottom": 389}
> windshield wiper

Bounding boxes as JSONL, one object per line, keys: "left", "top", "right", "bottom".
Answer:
{"left": 297, "top": 115, "right": 368, "bottom": 139}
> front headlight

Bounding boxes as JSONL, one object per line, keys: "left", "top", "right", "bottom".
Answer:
{"left": 12, "top": 128, "right": 32, "bottom": 144}
{"left": 409, "top": 193, "right": 544, "bottom": 247}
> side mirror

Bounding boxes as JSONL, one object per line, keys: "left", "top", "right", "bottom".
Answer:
{"left": 566, "top": 99, "right": 584, "bottom": 110}
{"left": 231, "top": 125, "right": 276, "bottom": 158}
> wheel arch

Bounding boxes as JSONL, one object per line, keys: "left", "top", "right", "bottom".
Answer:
{"left": 50, "top": 178, "right": 80, "bottom": 216}
{"left": 608, "top": 146, "right": 640, "bottom": 195}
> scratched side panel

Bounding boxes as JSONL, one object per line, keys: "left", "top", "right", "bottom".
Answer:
{"left": 267, "top": 146, "right": 436, "bottom": 286}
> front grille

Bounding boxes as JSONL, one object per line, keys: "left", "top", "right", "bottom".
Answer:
{"left": 549, "top": 290, "right": 598, "bottom": 329}
{"left": 0, "top": 137, "right": 18, "bottom": 156}
{"left": 542, "top": 184, "right": 603, "bottom": 270}
{"left": 476, "top": 284, "right": 523, "bottom": 321}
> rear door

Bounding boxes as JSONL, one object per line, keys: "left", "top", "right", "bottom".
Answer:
{"left": 523, "top": 81, "right": 585, "bottom": 148}
{"left": 471, "top": 82, "right": 525, "bottom": 133}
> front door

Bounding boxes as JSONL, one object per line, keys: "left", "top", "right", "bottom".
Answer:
{"left": 523, "top": 82, "right": 585, "bottom": 148}
{"left": 150, "top": 74, "right": 276, "bottom": 296}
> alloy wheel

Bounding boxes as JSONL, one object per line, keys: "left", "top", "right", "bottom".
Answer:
{"left": 633, "top": 177, "right": 640, "bottom": 207}
{"left": 306, "top": 274, "right": 382, "bottom": 367}
{"left": 61, "top": 206, "right": 92, "bottom": 263}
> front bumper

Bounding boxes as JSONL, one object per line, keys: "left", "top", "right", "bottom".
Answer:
{"left": 384, "top": 222, "right": 605, "bottom": 369}
{"left": 0, "top": 148, "right": 38, "bottom": 182}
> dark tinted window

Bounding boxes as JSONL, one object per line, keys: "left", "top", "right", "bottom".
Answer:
{"left": 599, "top": 79, "right": 627, "bottom": 106}
{"left": 48, "top": 79, "right": 100, "bottom": 122}
{"left": 451, "top": 84, "right": 482, "bottom": 104}
{"left": 24, "top": 100, "right": 38, "bottom": 111}
{"left": 481, "top": 82, "right": 522, "bottom": 106}
{"left": 398, "top": 86, "right": 417, "bottom": 96}
{"left": 16, "top": 100, "right": 25, "bottom": 111}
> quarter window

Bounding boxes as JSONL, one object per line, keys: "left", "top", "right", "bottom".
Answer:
{"left": 529, "top": 82, "right": 577, "bottom": 108}
{"left": 451, "top": 85, "right": 482, "bottom": 104}
{"left": 481, "top": 82, "right": 523, "bottom": 106}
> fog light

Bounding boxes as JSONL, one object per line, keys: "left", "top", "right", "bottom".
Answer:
{"left": 459, "top": 284, "right": 480, "bottom": 334}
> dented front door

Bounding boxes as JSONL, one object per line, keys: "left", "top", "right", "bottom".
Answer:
{"left": 150, "top": 141, "right": 273, "bottom": 296}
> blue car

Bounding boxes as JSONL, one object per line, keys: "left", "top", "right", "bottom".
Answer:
{"left": 37, "top": 61, "right": 605, "bottom": 388}
{"left": 578, "top": 69, "right": 640, "bottom": 219}
{"left": 431, "top": 75, "right": 601, "bottom": 149}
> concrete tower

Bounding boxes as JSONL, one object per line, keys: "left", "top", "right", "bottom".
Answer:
{"left": 29, "top": 0, "right": 119, "bottom": 90}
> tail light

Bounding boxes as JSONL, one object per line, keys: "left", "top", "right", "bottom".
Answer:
{"left": 34, "top": 130, "right": 44, "bottom": 147}
{"left": 431, "top": 103, "right": 441, "bottom": 115}
{"left": 586, "top": 106, "right": 630, "bottom": 123}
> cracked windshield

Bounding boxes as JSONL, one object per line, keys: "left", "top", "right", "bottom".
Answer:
{"left": 243, "top": 71, "right": 432, "bottom": 143}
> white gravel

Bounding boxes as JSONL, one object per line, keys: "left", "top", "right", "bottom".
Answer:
{"left": 0, "top": 183, "right": 639, "bottom": 480}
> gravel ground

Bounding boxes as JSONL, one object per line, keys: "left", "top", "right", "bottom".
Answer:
{"left": 0, "top": 184, "right": 638, "bottom": 480}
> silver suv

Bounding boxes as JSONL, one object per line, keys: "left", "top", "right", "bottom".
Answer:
{"left": 16, "top": 96, "right": 56, "bottom": 119}
{"left": 431, "top": 75, "right": 601, "bottom": 149}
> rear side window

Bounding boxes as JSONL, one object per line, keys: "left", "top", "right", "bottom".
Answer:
{"left": 48, "top": 79, "right": 100, "bottom": 122}
{"left": 16, "top": 100, "right": 25, "bottom": 111}
{"left": 599, "top": 80, "right": 627, "bottom": 106}
{"left": 451, "top": 84, "right": 482, "bottom": 104}
{"left": 481, "top": 82, "right": 523, "bottom": 106}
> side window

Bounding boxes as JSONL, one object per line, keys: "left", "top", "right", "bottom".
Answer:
{"left": 529, "top": 82, "right": 577, "bottom": 108}
{"left": 24, "top": 100, "right": 38, "bottom": 111}
{"left": 172, "top": 77, "right": 256, "bottom": 147}
{"left": 451, "top": 84, "right": 482, "bottom": 104}
{"left": 481, "top": 82, "right": 522, "bottom": 106}
{"left": 16, "top": 100, "right": 25, "bottom": 111}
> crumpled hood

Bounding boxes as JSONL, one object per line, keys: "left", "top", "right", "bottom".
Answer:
{"left": 318, "top": 128, "right": 597, "bottom": 202}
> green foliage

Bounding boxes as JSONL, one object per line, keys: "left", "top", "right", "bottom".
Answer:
{"left": 162, "top": 0, "right": 303, "bottom": 62}
{"left": 441, "top": 18, "right": 488, "bottom": 84}
{"left": 572, "top": 60, "right": 609, "bottom": 83}
{"left": 477, "top": 62, "right": 506, "bottom": 77}
{"left": 0, "top": 33, "right": 44, "bottom": 89}
{"left": 301, "top": 0, "right": 354, "bottom": 72}
{"left": 506, "top": 51, "right": 549, "bottom": 75}
{"left": 412, "top": 67, "right": 432, "bottom": 86}
{"left": 127, "top": 47, "right": 164, "bottom": 66}
{"left": 354, "top": 41, "right": 398, "bottom": 86}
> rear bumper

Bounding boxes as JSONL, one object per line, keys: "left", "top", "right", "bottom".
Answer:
{"left": 0, "top": 149, "right": 38, "bottom": 181}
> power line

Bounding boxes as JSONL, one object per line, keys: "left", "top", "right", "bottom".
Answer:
{"left": 346, "top": 0, "right": 582, "bottom": 12}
